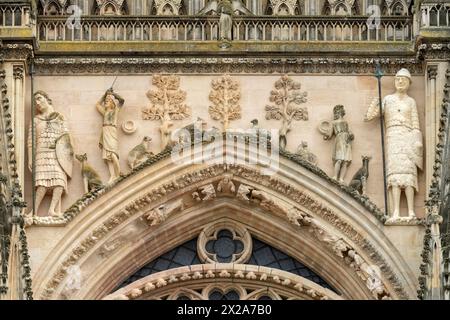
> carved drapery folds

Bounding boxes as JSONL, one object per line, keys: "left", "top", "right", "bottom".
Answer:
{"left": 208, "top": 75, "right": 241, "bottom": 131}
{"left": 142, "top": 75, "right": 191, "bottom": 150}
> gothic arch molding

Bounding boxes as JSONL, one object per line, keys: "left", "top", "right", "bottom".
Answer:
{"left": 103, "top": 263, "right": 343, "bottom": 300}
{"left": 30, "top": 145, "right": 418, "bottom": 300}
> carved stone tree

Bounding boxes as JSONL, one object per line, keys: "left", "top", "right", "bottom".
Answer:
{"left": 265, "top": 75, "right": 308, "bottom": 150}
{"left": 208, "top": 75, "right": 242, "bottom": 131}
{"left": 142, "top": 75, "right": 191, "bottom": 150}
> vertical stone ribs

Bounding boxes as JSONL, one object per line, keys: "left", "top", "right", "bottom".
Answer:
{"left": 420, "top": 68, "right": 450, "bottom": 300}
{"left": 0, "top": 60, "right": 32, "bottom": 300}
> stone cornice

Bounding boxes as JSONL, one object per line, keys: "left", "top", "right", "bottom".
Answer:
{"left": 417, "top": 42, "right": 450, "bottom": 61}
{"left": 33, "top": 56, "right": 424, "bottom": 75}
{"left": 0, "top": 43, "right": 34, "bottom": 61}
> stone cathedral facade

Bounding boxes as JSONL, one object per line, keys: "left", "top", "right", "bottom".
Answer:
{"left": 0, "top": 0, "right": 449, "bottom": 300}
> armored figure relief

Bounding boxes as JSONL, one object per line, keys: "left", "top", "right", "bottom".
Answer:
{"left": 365, "top": 68, "right": 423, "bottom": 219}
{"left": 96, "top": 88, "right": 125, "bottom": 183}
{"left": 75, "top": 154, "right": 103, "bottom": 194}
{"left": 319, "top": 105, "right": 354, "bottom": 183}
{"left": 27, "top": 91, "right": 74, "bottom": 217}
{"left": 128, "top": 136, "right": 154, "bottom": 169}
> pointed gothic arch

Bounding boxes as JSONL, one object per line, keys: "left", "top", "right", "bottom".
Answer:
{"left": 29, "top": 144, "right": 419, "bottom": 300}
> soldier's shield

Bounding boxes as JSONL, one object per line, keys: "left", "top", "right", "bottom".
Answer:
{"left": 56, "top": 133, "right": 74, "bottom": 178}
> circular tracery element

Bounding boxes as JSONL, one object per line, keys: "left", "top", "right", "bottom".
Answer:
{"left": 198, "top": 222, "right": 252, "bottom": 264}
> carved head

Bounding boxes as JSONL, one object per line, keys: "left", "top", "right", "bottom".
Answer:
{"left": 333, "top": 104, "right": 345, "bottom": 120}
{"left": 34, "top": 91, "right": 53, "bottom": 114}
{"left": 75, "top": 153, "right": 88, "bottom": 162}
{"left": 105, "top": 92, "right": 116, "bottom": 109}
{"left": 142, "top": 136, "right": 152, "bottom": 143}
{"left": 394, "top": 68, "right": 411, "bottom": 93}
{"left": 362, "top": 155, "right": 372, "bottom": 163}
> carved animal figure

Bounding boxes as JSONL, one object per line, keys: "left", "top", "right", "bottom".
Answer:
{"left": 143, "top": 198, "right": 184, "bottom": 226}
{"left": 128, "top": 136, "right": 154, "bottom": 169}
{"left": 287, "top": 208, "right": 312, "bottom": 227}
{"left": 75, "top": 153, "right": 103, "bottom": 193}
{"left": 349, "top": 156, "right": 371, "bottom": 195}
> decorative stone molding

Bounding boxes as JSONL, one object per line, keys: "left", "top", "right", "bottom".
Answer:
{"left": 13, "top": 66, "right": 24, "bottom": 80}
{"left": 197, "top": 220, "right": 252, "bottom": 264}
{"left": 142, "top": 198, "right": 184, "bottom": 226}
{"left": 192, "top": 184, "right": 217, "bottom": 201}
{"left": 95, "top": 0, "right": 125, "bottom": 15}
{"left": 36, "top": 160, "right": 411, "bottom": 299}
{"left": 427, "top": 65, "right": 438, "bottom": 80}
{"left": 419, "top": 68, "right": 450, "bottom": 299}
{"left": 208, "top": 75, "right": 241, "bottom": 131}
{"left": 269, "top": 0, "right": 298, "bottom": 15}
{"left": 33, "top": 57, "right": 424, "bottom": 75}
{"left": 103, "top": 264, "right": 343, "bottom": 300}
{"left": 0, "top": 43, "right": 34, "bottom": 61}
{"left": 0, "top": 64, "right": 32, "bottom": 299}
{"left": 417, "top": 43, "right": 450, "bottom": 61}
{"left": 384, "top": 216, "right": 424, "bottom": 226}
{"left": 121, "top": 120, "right": 137, "bottom": 135}
{"left": 154, "top": 0, "right": 182, "bottom": 15}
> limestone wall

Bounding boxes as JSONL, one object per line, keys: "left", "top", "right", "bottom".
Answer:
{"left": 24, "top": 74, "right": 426, "bottom": 218}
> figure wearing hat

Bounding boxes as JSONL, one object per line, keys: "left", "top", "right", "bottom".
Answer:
{"left": 365, "top": 68, "right": 423, "bottom": 220}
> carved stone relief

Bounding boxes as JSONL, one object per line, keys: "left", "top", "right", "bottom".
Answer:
{"left": 96, "top": 89, "right": 125, "bottom": 183}
{"left": 365, "top": 68, "right": 423, "bottom": 221}
{"left": 154, "top": 0, "right": 183, "bottom": 15}
{"left": 142, "top": 198, "right": 185, "bottom": 226}
{"left": 127, "top": 137, "right": 154, "bottom": 170}
{"left": 197, "top": 221, "right": 252, "bottom": 264}
{"left": 295, "top": 141, "right": 317, "bottom": 165}
{"left": 269, "top": 0, "right": 298, "bottom": 15}
{"left": 318, "top": 104, "right": 354, "bottom": 183}
{"left": 208, "top": 75, "right": 241, "bottom": 131}
{"left": 37, "top": 164, "right": 409, "bottom": 300}
{"left": 265, "top": 75, "right": 308, "bottom": 150}
{"left": 142, "top": 75, "right": 191, "bottom": 150}
{"left": 27, "top": 91, "right": 74, "bottom": 217}
{"left": 349, "top": 156, "right": 371, "bottom": 195}
{"left": 75, "top": 153, "right": 103, "bottom": 194}
{"left": 192, "top": 184, "right": 217, "bottom": 201}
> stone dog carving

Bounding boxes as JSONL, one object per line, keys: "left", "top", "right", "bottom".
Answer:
{"left": 143, "top": 198, "right": 185, "bottom": 226}
{"left": 349, "top": 156, "right": 371, "bottom": 195}
{"left": 128, "top": 136, "right": 154, "bottom": 169}
{"left": 75, "top": 153, "right": 103, "bottom": 194}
